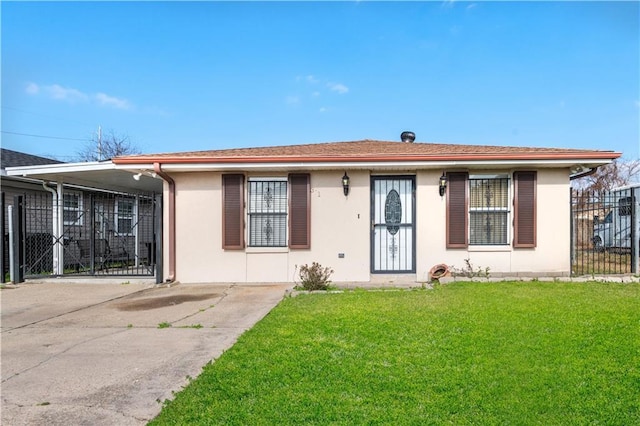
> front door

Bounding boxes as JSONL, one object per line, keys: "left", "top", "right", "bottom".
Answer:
{"left": 371, "top": 176, "right": 415, "bottom": 273}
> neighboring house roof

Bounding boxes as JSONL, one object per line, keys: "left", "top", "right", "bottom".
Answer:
{"left": 1, "top": 148, "right": 63, "bottom": 170}
{"left": 114, "top": 139, "right": 620, "bottom": 165}
{"left": 1, "top": 148, "right": 64, "bottom": 185}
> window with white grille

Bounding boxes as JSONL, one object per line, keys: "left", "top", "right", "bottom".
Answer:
{"left": 63, "top": 192, "right": 83, "bottom": 226}
{"left": 248, "top": 179, "right": 287, "bottom": 247}
{"left": 469, "top": 176, "right": 510, "bottom": 245}
{"left": 116, "top": 198, "right": 136, "bottom": 235}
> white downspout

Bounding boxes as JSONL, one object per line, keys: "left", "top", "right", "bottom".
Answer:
{"left": 57, "top": 182, "right": 64, "bottom": 274}
{"left": 8, "top": 205, "right": 14, "bottom": 282}
{"left": 42, "top": 182, "right": 63, "bottom": 275}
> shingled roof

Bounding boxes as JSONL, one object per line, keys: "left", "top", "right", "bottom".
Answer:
{"left": 113, "top": 139, "right": 620, "bottom": 165}
{"left": 1, "top": 148, "right": 63, "bottom": 169}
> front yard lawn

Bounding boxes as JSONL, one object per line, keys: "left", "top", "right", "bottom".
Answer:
{"left": 150, "top": 282, "right": 639, "bottom": 425}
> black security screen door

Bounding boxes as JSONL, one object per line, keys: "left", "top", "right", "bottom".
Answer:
{"left": 371, "top": 176, "right": 416, "bottom": 273}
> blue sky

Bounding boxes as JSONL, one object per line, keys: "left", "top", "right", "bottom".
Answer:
{"left": 2, "top": 1, "right": 639, "bottom": 161}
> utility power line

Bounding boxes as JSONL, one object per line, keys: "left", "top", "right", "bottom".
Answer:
{"left": 1, "top": 130, "right": 89, "bottom": 142}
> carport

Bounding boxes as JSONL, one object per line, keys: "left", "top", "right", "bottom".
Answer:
{"left": 4, "top": 161, "right": 164, "bottom": 283}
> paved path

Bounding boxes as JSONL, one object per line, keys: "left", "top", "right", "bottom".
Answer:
{"left": 1, "top": 281, "right": 291, "bottom": 425}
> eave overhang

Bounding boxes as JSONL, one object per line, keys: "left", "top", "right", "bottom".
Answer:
{"left": 114, "top": 151, "right": 620, "bottom": 165}
{"left": 6, "top": 150, "right": 621, "bottom": 187}
{"left": 113, "top": 157, "right": 619, "bottom": 173}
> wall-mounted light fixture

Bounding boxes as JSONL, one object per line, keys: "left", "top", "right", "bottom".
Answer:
{"left": 342, "top": 172, "right": 350, "bottom": 196}
{"left": 439, "top": 173, "right": 448, "bottom": 197}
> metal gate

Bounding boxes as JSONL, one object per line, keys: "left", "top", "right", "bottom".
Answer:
{"left": 571, "top": 186, "right": 639, "bottom": 275}
{"left": 18, "top": 188, "right": 160, "bottom": 278}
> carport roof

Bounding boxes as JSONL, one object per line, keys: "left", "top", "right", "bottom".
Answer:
{"left": 5, "top": 161, "right": 163, "bottom": 193}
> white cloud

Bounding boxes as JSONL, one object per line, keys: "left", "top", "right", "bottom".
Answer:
{"left": 23, "top": 81, "right": 133, "bottom": 110}
{"left": 290, "top": 75, "right": 349, "bottom": 105}
{"left": 296, "top": 75, "right": 319, "bottom": 84}
{"left": 46, "top": 84, "right": 89, "bottom": 102}
{"left": 327, "top": 82, "right": 349, "bottom": 94}
{"left": 319, "top": 107, "right": 327, "bottom": 113}
{"left": 95, "top": 92, "right": 131, "bottom": 110}
{"left": 441, "top": 0, "right": 456, "bottom": 9}
{"left": 466, "top": 3, "right": 477, "bottom": 11}
{"left": 25, "top": 82, "right": 40, "bottom": 95}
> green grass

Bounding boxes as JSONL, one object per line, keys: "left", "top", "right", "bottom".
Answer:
{"left": 150, "top": 282, "right": 640, "bottom": 425}
{"left": 179, "top": 324, "right": 204, "bottom": 329}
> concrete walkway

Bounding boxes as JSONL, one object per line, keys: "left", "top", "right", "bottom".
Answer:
{"left": 1, "top": 281, "right": 291, "bottom": 425}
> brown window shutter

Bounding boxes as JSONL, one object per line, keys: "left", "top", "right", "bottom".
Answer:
{"left": 222, "top": 174, "right": 244, "bottom": 249}
{"left": 514, "top": 171, "right": 537, "bottom": 248}
{"left": 289, "top": 173, "right": 310, "bottom": 249}
{"left": 447, "top": 172, "right": 468, "bottom": 248}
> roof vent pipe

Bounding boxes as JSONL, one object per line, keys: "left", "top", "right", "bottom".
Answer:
{"left": 400, "top": 131, "right": 415, "bottom": 143}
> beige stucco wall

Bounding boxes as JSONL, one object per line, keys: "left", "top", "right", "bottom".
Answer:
{"left": 164, "top": 167, "right": 571, "bottom": 283}
{"left": 172, "top": 172, "right": 246, "bottom": 282}
{"left": 289, "top": 170, "right": 371, "bottom": 282}
{"left": 167, "top": 170, "right": 371, "bottom": 283}
{"left": 510, "top": 168, "right": 571, "bottom": 275}
{"left": 415, "top": 168, "right": 571, "bottom": 279}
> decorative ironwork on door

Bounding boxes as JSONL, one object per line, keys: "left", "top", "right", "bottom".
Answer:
{"left": 371, "top": 177, "right": 415, "bottom": 273}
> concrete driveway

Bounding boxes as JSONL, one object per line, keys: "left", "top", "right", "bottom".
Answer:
{"left": 1, "top": 281, "right": 291, "bottom": 425}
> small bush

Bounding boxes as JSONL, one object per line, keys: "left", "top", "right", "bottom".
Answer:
{"left": 451, "top": 258, "right": 490, "bottom": 279}
{"left": 297, "top": 262, "right": 334, "bottom": 291}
